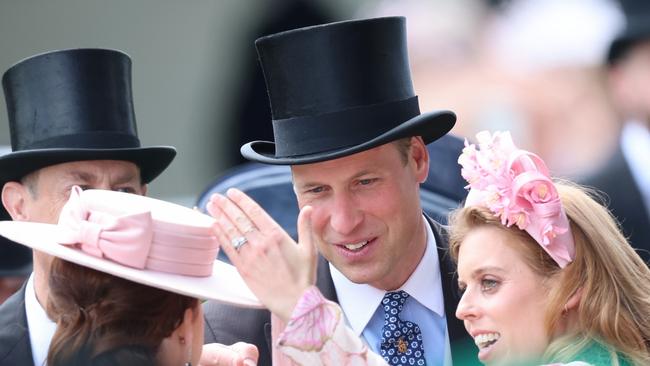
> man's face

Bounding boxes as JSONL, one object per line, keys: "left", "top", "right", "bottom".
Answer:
{"left": 292, "top": 139, "right": 429, "bottom": 290}
{"left": 17, "top": 159, "right": 144, "bottom": 224}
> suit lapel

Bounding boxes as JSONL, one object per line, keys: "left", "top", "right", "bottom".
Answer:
{"left": 0, "top": 282, "right": 34, "bottom": 366}
{"left": 425, "top": 216, "right": 466, "bottom": 341}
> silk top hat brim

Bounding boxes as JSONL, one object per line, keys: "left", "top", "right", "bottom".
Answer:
{"left": 0, "top": 146, "right": 176, "bottom": 185}
{"left": 0, "top": 189, "right": 262, "bottom": 308}
{"left": 242, "top": 110, "right": 455, "bottom": 165}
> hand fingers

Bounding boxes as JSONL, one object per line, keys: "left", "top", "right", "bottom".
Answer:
{"left": 297, "top": 205, "right": 317, "bottom": 286}
{"left": 229, "top": 342, "right": 259, "bottom": 365}
{"left": 213, "top": 219, "right": 240, "bottom": 265}
{"left": 211, "top": 193, "right": 259, "bottom": 236}
{"left": 296, "top": 205, "right": 315, "bottom": 258}
{"left": 199, "top": 342, "right": 257, "bottom": 366}
{"left": 226, "top": 188, "right": 284, "bottom": 233}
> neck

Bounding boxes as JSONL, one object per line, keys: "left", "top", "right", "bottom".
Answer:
{"left": 374, "top": 216, "right": 428, "bottom": 291}
{"left": 32, "top": 252, "right": 52, "bottom": 311}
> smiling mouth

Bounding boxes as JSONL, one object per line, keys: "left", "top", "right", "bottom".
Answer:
{"left": 474, "top": 332, "right": 500, "bottom": 349}
{"left": 343, "top": 240, "right": 369, "bottom": 251}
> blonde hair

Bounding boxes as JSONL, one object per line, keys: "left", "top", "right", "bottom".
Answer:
{"left": 448, "top": 181, "right": 650, "bottom": 365}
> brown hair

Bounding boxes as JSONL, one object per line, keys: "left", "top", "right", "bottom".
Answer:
{"left": 394, "top": 137, "right": 413, "bottom": 165}
{"left": 46, "top": 257, "right": 198, "bottom": 366}
{"left": 448, "top": 181, "right": 650, "bottom": 365}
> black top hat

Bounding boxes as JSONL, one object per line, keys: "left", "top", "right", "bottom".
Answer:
{"left": 0, "top": 48, "right": 176, "bottom": 188}
{"left": 241, "top": 16, "right": 456, "bottom": 165}
{"left": 607, "top": 0, "right": 650, "bottom": 64}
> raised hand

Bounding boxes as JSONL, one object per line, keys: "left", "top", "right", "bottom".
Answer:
{"left": 199, "top": 342, "right": 258, "bottom": 366}
{"left": 208, "top": 188, "right": 317, "bottom": 322}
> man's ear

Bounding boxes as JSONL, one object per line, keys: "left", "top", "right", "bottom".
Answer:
{"left": 141, "top": 183, "right": 148, "bottom": 196}
{"left": 410, "top": 136, "right": 430, "bottom": 183}
{"left": 2, "top": 182, "right": 30, "bottom": 221}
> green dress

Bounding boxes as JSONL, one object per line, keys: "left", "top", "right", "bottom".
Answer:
{"left": 568, "top": 341, "right": 632, "bottom": 366}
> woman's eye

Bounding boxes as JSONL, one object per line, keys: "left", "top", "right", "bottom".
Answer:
{"left": 480, "top": 278, "right": 499, "bottom": 292}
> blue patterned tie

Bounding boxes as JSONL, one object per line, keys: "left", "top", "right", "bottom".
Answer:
{"left": 380, "top": 291, "right": 426, "bottom": 366}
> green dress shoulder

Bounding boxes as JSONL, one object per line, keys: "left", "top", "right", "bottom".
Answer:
{"left": 568, "top": 341, "right": 632, "bottom": 366}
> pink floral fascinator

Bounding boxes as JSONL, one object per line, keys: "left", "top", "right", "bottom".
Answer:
{"left": 0, "top": 186, "right": 262, "bottom": 307}
{"left": 458, "top": 131, "right": 575, "bottom": 268}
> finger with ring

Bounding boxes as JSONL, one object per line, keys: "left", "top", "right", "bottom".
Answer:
{"left": 231, "top": 236, "right": 248, "bottom": 251}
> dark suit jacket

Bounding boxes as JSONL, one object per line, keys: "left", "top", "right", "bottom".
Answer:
{"left": 203, "top": 217, "right": 477, "bottom": 366}
{"left": 0, "top": 283, "right": 34, "bottom": 366}
{"left": 582, "top": 147, "right": 650, "bottom": 264}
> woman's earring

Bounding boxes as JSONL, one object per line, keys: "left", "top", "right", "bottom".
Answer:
{"left": 178, "top": 336, "right": 192, "bottom": 366}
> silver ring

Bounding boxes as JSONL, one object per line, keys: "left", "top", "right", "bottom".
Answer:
{"left": 231, "top": 236, "right": 248, "bottom": 251}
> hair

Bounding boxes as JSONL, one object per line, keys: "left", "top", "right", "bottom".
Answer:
{"left": 393, "top": 137, "right": 413, "bottom": 165}
{"left": 20, "top": 169, "right": 40, "bottom": 198}
{"left": 448, "top": 181, "right": 650, "bottom": 365}
{"left": 46, "top": 257, "right": 198, "bottom": 366}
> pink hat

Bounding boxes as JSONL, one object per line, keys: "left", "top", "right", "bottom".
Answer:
{"left": 458, "top": 131, "right": 575, "bottom": 268}
{"left": 0, "top": 186, "right": 262, "bottom": 308}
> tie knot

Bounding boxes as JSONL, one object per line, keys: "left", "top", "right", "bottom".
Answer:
{"left": 382, "top": 290, "right": 409, "bottom": 316}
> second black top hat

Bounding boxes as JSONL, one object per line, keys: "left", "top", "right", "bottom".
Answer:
{"left": 0, "top": 48, "right": 176, "bottom": 186}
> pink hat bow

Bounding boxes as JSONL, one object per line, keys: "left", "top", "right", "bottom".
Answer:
{"left": 460, "top": 131, "right": 575, "bottom": 267}
{"left": 57, "top": 186, "right": 154, "bottom": 269}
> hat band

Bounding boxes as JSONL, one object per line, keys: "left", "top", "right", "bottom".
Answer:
{"left": 17, "top": 132, "right": 141, "bottom": 151}
{"left": 271, "top": 96, "right": 420, "bottom": 157}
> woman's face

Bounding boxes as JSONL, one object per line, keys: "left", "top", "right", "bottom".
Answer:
{"left": 455, "top": 226, "right": 555, "bottom": 365}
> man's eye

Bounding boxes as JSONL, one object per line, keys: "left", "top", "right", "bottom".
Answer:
{"left": 307, "top": 186, "right": 324, "bottom": 194}
{"left": 115, "top": 187, "right": 136, "bottom": 194}
{"left": 359, "top": 178, "right": 377, "bottom": 185}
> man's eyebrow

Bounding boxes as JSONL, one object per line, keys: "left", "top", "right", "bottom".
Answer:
{"left": 63, "top": 169, "right": 139, "bottom": 184}
{"left": 294, "top": 169, "right": 379, "bottom": 190}
{"left": 64, "top": 170, "right": 95, "bottom": 183}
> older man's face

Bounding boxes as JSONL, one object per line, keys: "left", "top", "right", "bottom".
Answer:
{"left": 18, "top": 160, "right": 145, "bottom": 224}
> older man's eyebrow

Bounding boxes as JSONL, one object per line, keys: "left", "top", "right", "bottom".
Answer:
{"left": 64, "top": 169, "right": 139, "bottom": 185}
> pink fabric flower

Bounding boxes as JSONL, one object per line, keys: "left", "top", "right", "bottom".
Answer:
{"left": 459, "top": 131, "right": 575, "bottom": 268}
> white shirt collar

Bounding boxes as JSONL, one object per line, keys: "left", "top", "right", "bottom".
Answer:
{"left": 330, "top": 215, "right": 444, "bottom": 335}
{"left": 25, "top": 273, "right": 57, "bottom": 366}
{"left": 621, "top": 121, "right": 650, "bottom": 210}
